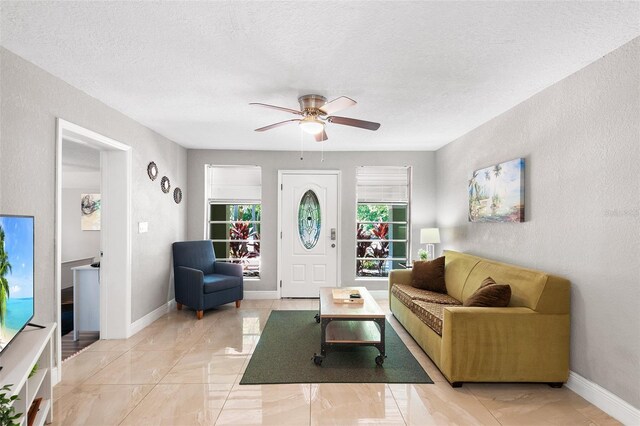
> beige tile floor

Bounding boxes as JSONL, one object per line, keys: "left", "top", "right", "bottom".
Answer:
{"left": 53, "top": 298, "right": 619, "bottom": 426}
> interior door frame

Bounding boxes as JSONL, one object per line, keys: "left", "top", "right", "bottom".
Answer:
{"left": 277, "top": 170, "right": 341, "bottom": 298}
{"left": 54, "top": 119, "right": 132, "bottom": 383}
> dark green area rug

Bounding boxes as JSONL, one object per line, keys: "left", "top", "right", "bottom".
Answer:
{"left": 240, "top": 310, "right": 432, "bottom": 384}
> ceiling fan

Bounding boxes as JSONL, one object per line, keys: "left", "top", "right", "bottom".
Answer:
{"left": 250, "top": 94, "right": 380, "bottom": 142}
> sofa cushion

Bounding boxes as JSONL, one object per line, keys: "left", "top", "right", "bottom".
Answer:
{"left": 203, "top": 274, "right": 243, "bottom": 294}
{"left": 410, "top": 301, "right": 447, "bottom": 336}
{"left": 443, "top": 250, "right": 483, "bottom": 302}
{"left": 392, "top": 284, "right": 461, "bottom": 306}
{"left": 411, "top": 257, "right": 447, "bottom": 293}
{"left": 463, "top": 277, "right": 512, "bottom": 307}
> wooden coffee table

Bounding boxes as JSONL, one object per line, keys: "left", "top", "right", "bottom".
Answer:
{"left": 313, "top": 287, "right": 386, "bottom": 366}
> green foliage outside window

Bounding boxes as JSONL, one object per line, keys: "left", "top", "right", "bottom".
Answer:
{"left": 356, "top": 203, "right": 408, "bottom": 277}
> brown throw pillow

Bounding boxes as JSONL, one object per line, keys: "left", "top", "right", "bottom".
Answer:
{"left": 479, "top": 276, "right": 496, "bottom": 289}
{"left": 411, "top": 256, "right": 447, "bottom": 293}
{"left": 464, "top": 277, "right": 512, "bottom": 307}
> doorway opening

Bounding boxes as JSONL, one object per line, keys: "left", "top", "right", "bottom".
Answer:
{"left": 60, "top": 139, "right": 102, "bottom": 359}
{"left": 55, "top": 119, "right": 132, "bottom": 381}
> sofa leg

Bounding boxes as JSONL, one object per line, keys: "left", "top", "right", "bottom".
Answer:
{"left": 196, "top": 310, "right": 203, "bottom": 320}
{"left": 548, "top": 382, "right": 563, "bottom": 388}
{"left": 177, "top": 303, "right": 183, "bottom": 311}
{"left": 450, "top": 382, "right": 463, "bottom": 388}
{"left": 235, "top": 300, "right": 241, "bottom": 308}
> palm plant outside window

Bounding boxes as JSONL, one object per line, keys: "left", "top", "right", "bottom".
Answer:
{"left": 208, "top": 203, "right": 260, "bottom": 277}
{"left": 356, "top": 166, "right": 411, "bottom": 278}
{"left": 356, "top": 204, "right": 408, "bottom": 277}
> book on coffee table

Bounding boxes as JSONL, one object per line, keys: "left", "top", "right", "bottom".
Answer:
{"left": 332, "top": 288, "right": 365, "bottom": 304}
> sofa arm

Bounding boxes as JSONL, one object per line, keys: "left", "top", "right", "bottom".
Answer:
{"left": 175, "top": 266, "right": 205, "bottom": 310}
{"left": 214, "top": 262, "right": 243, "bottom": 278}
{"left": 388, "top": 269, "right": 412, "bottom": 298}
{"left": 440, "top": 307, "right": 570, "bottom": 383}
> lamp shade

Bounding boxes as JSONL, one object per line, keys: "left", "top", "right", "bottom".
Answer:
{"left": 299, "top": 117, "right": 325, "bottom": 135}
{"left": 420, "top": 228, "right": 441, "bottom": 244}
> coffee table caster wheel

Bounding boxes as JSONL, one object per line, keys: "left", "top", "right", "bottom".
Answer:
{"left": 314, "top": 314, "right": 320, "bottom": 323}
{"left": 313, "top": 355, "right": 323, "bottom": 366}
{"left": 375, "top": 355, "right": 384, "bottom": 366}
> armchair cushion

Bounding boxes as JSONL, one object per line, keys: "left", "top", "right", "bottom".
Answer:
{"left": 172, "top": 240, "right": 216, "bottom": 275}
{"left": 203, "top": 274, "right": 243, "bottom": 294}
{"left": 214, "top": 262, "right": 243, "bottom": 277}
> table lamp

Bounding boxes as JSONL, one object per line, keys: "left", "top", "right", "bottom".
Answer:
{"left": 420, "top": 228, "right": 441, "bottom": 260}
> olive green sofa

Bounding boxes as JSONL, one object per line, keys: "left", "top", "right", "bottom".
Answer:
{"left": 389, "top": 250, "right": 570, "bottom": 387}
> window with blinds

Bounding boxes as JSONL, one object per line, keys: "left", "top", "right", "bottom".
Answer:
{"left": 206, "top": 165, "right": 262, "bottom": 277}
{"left": 355, "top": 166, "right": 411, "bottom": 278}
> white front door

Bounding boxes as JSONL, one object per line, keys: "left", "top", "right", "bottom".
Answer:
{"left": 280, "top": 172, "right": 339, "bottom": 297}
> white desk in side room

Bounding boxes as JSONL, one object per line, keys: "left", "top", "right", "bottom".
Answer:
{"left": 71, "top": 265, "right": 100, "bottom": 341}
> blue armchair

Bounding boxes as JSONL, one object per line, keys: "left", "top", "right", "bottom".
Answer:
{"left": 172, "top": 240, "right": 244, "bottom": 319}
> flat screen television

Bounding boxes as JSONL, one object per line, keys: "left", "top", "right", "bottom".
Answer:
{"left": 0, "top": 215, "right": 34, "bottom": 355}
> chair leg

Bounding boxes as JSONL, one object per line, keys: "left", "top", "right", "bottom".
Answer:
{"left": 235, "top": 300, "right": 241, "bottom": 308}
{"left": 177, "top": 303, "right": 183, "bottom": 310}
{"left": 196, "top": 310, "right": 203, "bottom": 320}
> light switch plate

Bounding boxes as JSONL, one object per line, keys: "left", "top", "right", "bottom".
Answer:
{"left": 138, "top": 221, "right": 148, "bottom": 233}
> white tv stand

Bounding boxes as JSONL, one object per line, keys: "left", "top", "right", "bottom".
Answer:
{"left": 0, "top": 323, "right": 55, "bottom": 426}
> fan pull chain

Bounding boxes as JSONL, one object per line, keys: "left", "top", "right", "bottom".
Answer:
{"left": 321, "top": 140, "right": 324, "bottom": 162}
{"left": 300, "top": 127, "right": 304, "bottom": 160}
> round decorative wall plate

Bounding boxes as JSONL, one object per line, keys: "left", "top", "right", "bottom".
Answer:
{"left": 173, "top": 187, "right": 182, "bottom": 204}
{"left": 160, "top": 176, "right": 171, "bottom": 193}
{"left": 147, "top": 161, "right": 158, "bottom": 181}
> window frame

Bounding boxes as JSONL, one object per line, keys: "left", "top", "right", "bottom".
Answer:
{"left": 354, "top": 166, "right": 412, "bottom": 279}
{"left": 355, "top": 202, "right": 410, "bottom": 278}
{"left": 207, "top": 201, "right": 262, "bottom": 278}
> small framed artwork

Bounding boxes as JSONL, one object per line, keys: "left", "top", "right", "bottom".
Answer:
{"left": 81, "top": 193, "right": 101, "bottom": 230}
{"left": 468, "top": 158, "right": 524, "bottom": 223}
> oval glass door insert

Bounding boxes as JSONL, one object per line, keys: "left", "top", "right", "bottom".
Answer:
{"left": 298, "top": 190, "right": 321, "bottom": 249}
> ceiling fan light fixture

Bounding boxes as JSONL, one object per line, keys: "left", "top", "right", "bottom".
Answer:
{"left": 299, "top": 117, "right": 325, "bottom": 135}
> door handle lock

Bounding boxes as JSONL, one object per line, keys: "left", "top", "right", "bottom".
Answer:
{"left": 331, "top": 243, "right": 336, "bottom": 248}
{"left": 330, "top": 228, "right": 336, "bottom": 240}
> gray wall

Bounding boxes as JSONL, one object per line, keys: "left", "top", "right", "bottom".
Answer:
{"left": 436, "top": 38, "right": 640, "bottom": 408}
{"left": 61, "top": 188, "right": 101, "bottom": 263}
{"left": 187, "top": 150, "right": 437, "bottom": 292}
{"left": 0, "top": 47, "right": 188, "bottom": 324}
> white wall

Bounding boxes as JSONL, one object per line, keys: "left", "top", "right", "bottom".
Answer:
{"left": 61, "top": 188, "right": 101, "bottom": 263}
{"left": 0, "top": 47, "right": 188, "bottom": 324}
{"left": 436, "top": 38, "right": 640, "bottom": 409}
{"left": 187, "top": 150, "right": 437, "bottom": 292}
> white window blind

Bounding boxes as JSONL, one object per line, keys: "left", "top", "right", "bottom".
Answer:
{"left": 356, "top": 166, "right": 410, "bottom": 203}
{"left": 207, "top": 165, "right": 261, "bottom": 202}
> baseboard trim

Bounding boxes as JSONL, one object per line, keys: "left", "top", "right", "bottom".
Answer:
{"left": 566, "top": 371, "right": 640, "bottom": 425}
{"left": 128, "top": 299, "right": 175, "bottom": 336}
{"left": 244, "top": 291, "right": 279, "bottom": 300}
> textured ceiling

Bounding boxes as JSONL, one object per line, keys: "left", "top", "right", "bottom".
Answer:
{"left": 2, "top": 2, "right": 639, "bottom": 151}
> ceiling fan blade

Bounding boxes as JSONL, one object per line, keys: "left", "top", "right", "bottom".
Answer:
{"left": 314, "top": 130, "right": 328, "bottom": 142}
{"left": 328, "top": 116, "right": 380, "bottom": 131}
{"left": 250, "top": 102, "right": 303, "bottom": 115}
{"left": 254, "top": 119, "right": 300, "bottom": 132}
{"left": 319, "top": 96, "right": 356, "bottom": 115}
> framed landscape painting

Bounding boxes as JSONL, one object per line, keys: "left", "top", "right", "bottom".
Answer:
{"left": 468, "top": 158, "right": 524, "bottom": 223}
